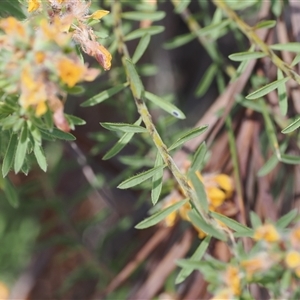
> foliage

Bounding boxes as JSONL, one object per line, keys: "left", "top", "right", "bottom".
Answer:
{"left": 1, "top": 0, "right": 300, "bottom": 299}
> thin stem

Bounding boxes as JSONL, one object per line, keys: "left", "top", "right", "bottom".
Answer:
{"left": 111, "top": 1, "right": 228, "bottom": 236}
{"left": 213, "top": 0, "right": 300, "bottom": 85}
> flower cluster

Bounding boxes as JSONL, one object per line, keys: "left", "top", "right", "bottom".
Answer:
{"left": 0, "top": 16, "right": 100, "bottom": 131}
{"left": 163, "top": 171, "right": 234, "bottom": 238}
{"left": 27, "top": 0, "right": 112, "bottom": 70}
{"left": 209, "top": 222, "right": 300, "bottom": 299}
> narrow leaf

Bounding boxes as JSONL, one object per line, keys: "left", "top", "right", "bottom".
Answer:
{"left": 100, "top": 122, "right": 147, "bottom": 133}
{"left": 196, "top": 19, "right": 231, "bottom": 36}
{"left": 81, "top": 83, "right": 127, "bottom": 107}
{"left": 33, "top": 143, "right": 47, "bottom": 172}
{"left": 40, "top": 128, "right": 76, "bottom": 141}
{"left": 188, "top": 210, "right": 226, "bottom": 241}
{"left": 2, "top": 133, "right": 17, "bottom": 177}
{"left": 3, "top": 177, "right": 19, "bottom": 208}
{"left": 132, "top": 34, "right": 151, "bottom": 64}
{"left": 211, "top": 212, "right": 254, "bottom": 235}
{"left": 168, "top": 125, "right": 208, "bottom": 151}
{"left": 276, "top": 209, "right": 298, "bottom": 229}
{"left": 228, "top": 51, "right": 267, "bottom": 61}
{"left": 175, "top": 236, "right": 211, "bottom": 284}
{"left": 118, "top": 165, "right": 166, "bottom": 189}
{"left": 125, "top": 26, "right": 164, "bottom": 41}
{"left": 250, "top": 211, "right": 262, "bottom": 229}
{"left": 246, "top": 78, "right": 289, "bottom": 100}
{"left": 270, "top": 43, "right": 300, "bottom": 52}
{"left": 144, "top": 91, "right": 186, "bottom": 119}
{"left": 257, "top": 154, "right": 278, "bottom": 177}
{"left": 189, "top": 172, "right": 208, "bottom": 213}
{"left": 195, "top": 64, "right": 218, "bottom": 97}
{"left": 122, "top": 11, "right": 166, "bottom": 21}
{"left": 135, "top": 198, "right": 188, "bottom": 229}
{"left": 163, "top": 32, "right": 196, "bottom": 50}
{"left": 254, "top": 20, "right": 277, "bottom": 29}
{"left": 103, "top": 118, "right": 142, "bottom": 160}
{"left": 191, "top": 142, "right": 207, "bottom": 172}
{"left": 174, "top": 0, "right": 191, "bottom": 13}
{"left": 14, "top": 124, "right": 29, "bottom": 174}
{"left": 279, "top": 154, "right": 300, "bottom": 165}
{"left": 282, "top": 117, "right": 300, "bottom": 134}
{"left": 124, "top": 58, "right": 144, "bottom": 99}
{"left": 151, "top": 154, "right": 164, "bottom": 205}
{"left": 277, "top": 69, "right": 288, "bottom": 115}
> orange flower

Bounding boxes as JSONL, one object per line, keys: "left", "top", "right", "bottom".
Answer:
{"left": 27, "top": 0, "right": 41, "bottom": 12}
{"left": 0, "top": 17, "right": 26, "bottom": 37}
{"left": 225, "top": 266, "right": 241, "bottom": 296}
{"left": 57, "top": 57, "right": 86, "bottom": 88}
{"left": 241, "top": 253, "right": 273, "bottom": 279}
{"left": 253, "top": 223, "right": 280, "bottom": 243}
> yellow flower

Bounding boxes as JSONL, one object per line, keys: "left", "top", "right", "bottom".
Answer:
{"left": 206, "top": 186, "right": 226, "bottom": 208}
{"left": 253, "top": 223, "right": 280, "bottom": 243}
{"left": 0, "top": 282, "right": 9, "bottom": 300}
{"left": 162, "top": 197, "right": 179, "bottom": 227}
{"left": 35, "top": 51, "right": 46, "bottom": 64}
{"left": 241, "top": 253, "right": 273, "bottom": 279}
{"left": 225, "top": 266, "right": 241, "bottom": 296}
{"left": 28, "top": 0, "right": 41, "bottom": 12}
{"left": 210, "top": 288, "right": 233, "bottom": 300}
{"left": 19, "top": 66, "right": 47, "bottom": 116}
{"left": 57, "top": 57, "right": 85, "bottom": 87}
{"left": 0, "top": 17, "right": 26, "bottom": 36}
{"left": 89, "top": 10, "right": 110, "bottom": 20}
{"left": 285, "top": 250, "right": 300, "bottom": 269}
{"left": 35, "top": 101, "right": 47, "bottom": 117}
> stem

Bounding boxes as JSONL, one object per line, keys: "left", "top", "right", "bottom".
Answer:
{"left": 213, "top": 0, "right": 300, "bottom": 85}
{"left": 111, "top": 1, "right": 226, "bottom": 233}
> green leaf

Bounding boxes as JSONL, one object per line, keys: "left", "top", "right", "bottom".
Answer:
{"left": 118, "top": 165, "right": 166, "bottom": 189}
{"left": 33, "top": 143, "right": 47, "bottom": 172}
{"left": 168, "top": 125, "right": 208, "bottom": 151}
{"left": 132, "top": 34, "right": 151, "bottom": 64}
{"left": 81, "top": 83, "right": 127, "bottom": 107}
{"left": 124, "top": 58, "right": 144, "bottom": 99}
{"left": 270, "top": 43, "right": 300, "bottom": 52}
{"left": 135, "top": 198, "right": 188, "bottom": 229}
{"left": 211, "top": 212, "right": 254, "bottom": 235}
{"left": 175, "top": 236, "right": 211, "bottom": 284}
{"left": 196, "top": 19, "right": 231, "bottom": 36}
{"left": 292, "top": 53, "right": 300, "bottom": 66}
{"left": 188, "top": 210, "right": 227, "bottom": 241}
{"left": 40, "top": 128, "right": 76, "bottom": 141}
{"left": 228, "top": 51, "right": 267, "bottom": 61}
{"left": 3, "top": 177, "right": 19, "bottom": 208}
{"left": 0, "top": 0, "right": 26, "bottom": 19}
{"left": 189, "top": 172, "right": 208, "bottom": 213}
{"left": 257, "top": 154, "right": 278, "bottom": 177}
{"left": 276, "top": 209, "right": 298, "bottom": 229}
{"left": 174, "top": 0, "right": 191, "bottom": 13}
{"left": 163, "top": 32, "right": 196, "bottom": 50}
{"left": 250, "top": 211, "right": 262, "bottom": 229}
{"left": 65, "top": 114, "right": 86, "bottom": 126}
{"left": 151, "top": 153, "right": 164, "bottom": 205}
{"left": 100, "top": 122, "right": 147, "bottom": 133}
{"left": 2, "top": 133, "right": 17, "bottom": 177}
{"left": 144, "top": 91, "right": 186, "bottom": 119}
{"left": 279, "top": 154, "right": 300, "bottom": 165}
{"left": 282, "top": 117, "right": 300, "bottom": 134}
{"left": 122, "top": 11, "right": 166, "bottom": 21}
{"left": 254, "top": 20, "right": 277, "bottom": 29}
{"left": 277, "top": 69, "right": 288, "bottom": 115}
{"left": 14, "top": 124, "right": 29, "bottom": 174}
{"left": 191, "top": 142, "right": 207, "bottom": 172}
{"left": 103, "top": 118, "right": 142, "bottom": 160}
{"left": 125, "top": 26, "right": 164, "bottom": 41}
{"left": 195, "top": 64, "right": 218, "bottom": 97}
{"left": 246, "top": 78, "right": 289, "bottom": 99}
